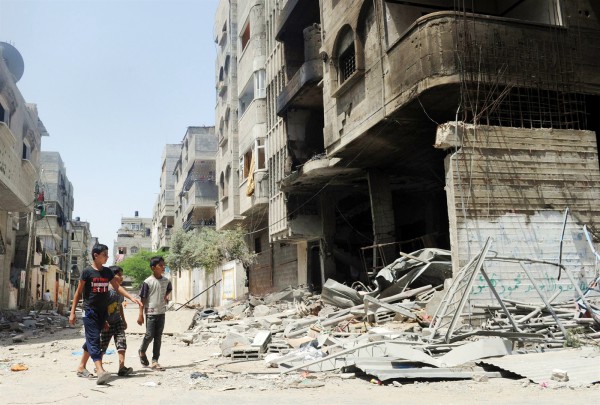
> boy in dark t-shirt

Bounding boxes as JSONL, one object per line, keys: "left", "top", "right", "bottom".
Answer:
{"left": 69, "top": 244, "right": 142, "bottom": 385}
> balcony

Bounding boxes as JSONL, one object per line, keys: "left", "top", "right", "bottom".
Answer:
{"left": 158, "top": 196, "right": 175, "bottom": 224}
{"left": 382, "top": 12, "right": 600, "bottom": 116}
{"left": 158, "top": 227, "right": 172, "bottom": 250}
{"left": 181, "top": 180, "right": 218, "bottom": 219}
{"left": 238, "top": 99, "right": 266, "bottom": 140}
{"left": 276, "top": 59, "right": 323, "bottom": 116}
{"left": 239, "top": 170, "right": 268, "bottom": 217}
{"left": 280, "top": 155, "right": 362, "bottom": 193}
{"left": 0, "top": 122, "right": 37, "bottom": 211}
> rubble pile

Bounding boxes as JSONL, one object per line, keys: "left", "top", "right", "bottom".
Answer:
{"left": 180, "top": 243, "right": 600, "bottom": 388}
{"left": 0, "top": 309, "right": 71, "bottom": 344}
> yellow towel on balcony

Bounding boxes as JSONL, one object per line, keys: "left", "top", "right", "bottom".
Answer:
{"left": 246, "top": 155, "right": 255, "bottom": 196}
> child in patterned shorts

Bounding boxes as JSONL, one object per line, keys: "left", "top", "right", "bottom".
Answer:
{"left": 99, "top": 266, "right": 133, "bottom": 376}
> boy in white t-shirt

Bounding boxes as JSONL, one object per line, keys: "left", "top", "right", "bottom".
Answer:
{"left": 137, "top": 256, "right": 172, "bottom": 371}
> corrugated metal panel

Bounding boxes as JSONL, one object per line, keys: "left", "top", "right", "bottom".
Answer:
{"left": 480, "top": 347, "right": 600, "bottom": 387}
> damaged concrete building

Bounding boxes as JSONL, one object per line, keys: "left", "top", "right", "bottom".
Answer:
{"left": 0, "top": 42, "right": 46, "bottom": 309}
{"left": 216, "top": 0, "right": 600, "bottom": 303}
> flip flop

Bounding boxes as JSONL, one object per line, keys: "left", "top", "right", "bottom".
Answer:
{"left": 76, "top": 369, "right": 96, "bottom": 379}
{"left": 151, "top": 362, "right": 165, "bottom": 371}
{"left": 138, "top": 350, "right": 149, "bottom": 367}
{"left": 96, "top": 371, "right": 111, "bottom": 385}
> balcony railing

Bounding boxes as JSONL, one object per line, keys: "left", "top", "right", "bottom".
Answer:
{"left": 182, "top": 218, "right": 216, "bottom": 232}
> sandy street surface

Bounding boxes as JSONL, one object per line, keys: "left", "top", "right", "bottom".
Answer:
{"left": 0, "top": 307, "right": 598, "bottom": 405}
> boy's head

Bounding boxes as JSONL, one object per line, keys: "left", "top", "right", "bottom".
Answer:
{"left": 150, "top": 256, "right": 165, "bottom": 276}
{"left": 92, "top": 244, "right": 109, "bottom": 263}
{"left": 110, "top": 266, "right": 124, "bottom": 285}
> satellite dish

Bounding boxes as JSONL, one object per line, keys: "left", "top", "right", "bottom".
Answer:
{"left": 0, "top": 42, "right": 25, "bottom": 83}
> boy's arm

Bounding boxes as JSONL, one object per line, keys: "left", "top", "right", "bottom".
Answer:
{"left": 111, "top": 279, "right": 143, "bottom": 307}
{"left": 137, "top": 282, "right": 148, "bottom": 325}
{"left": 69, "top": 280, "right": 85, "bottom": 326}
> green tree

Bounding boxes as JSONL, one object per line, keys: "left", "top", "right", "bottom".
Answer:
{"left": 118, "top": 250, "right": 165, "bottom": 287}
{"left": 166, "top": 227, "right": 254, "bottom": 274}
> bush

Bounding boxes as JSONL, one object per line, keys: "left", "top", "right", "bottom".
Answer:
{"left": 166, "top": 227, "right": 255, "bottom": 274}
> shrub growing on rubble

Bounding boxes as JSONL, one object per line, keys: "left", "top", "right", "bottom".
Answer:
{"left": 166, "top": 227, "right": 255, "bottom": 274}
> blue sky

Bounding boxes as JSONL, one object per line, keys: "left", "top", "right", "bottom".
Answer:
{"left": 0, "top": 0, "right": 219, "bottom": 252}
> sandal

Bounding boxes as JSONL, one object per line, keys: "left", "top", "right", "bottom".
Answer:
{"left": 151, "top": 362, "right": 165, "bottom": 371}
{"left": 96, "top": 370, "right": 111, "bottom": 385}
{"left": 138, "top": 350, "right": 149, "bottom": 367}
{"left": 76, "top": 369, "right": 96, "bottom": 379}
{"left": 118, "top": 366, "right": 133, "bottom": 376}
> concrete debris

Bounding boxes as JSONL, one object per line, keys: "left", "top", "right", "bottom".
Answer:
{"left": 180, "top": 244, "right": 599, "bottom": 388}
{"left": 1, "top": 309, "right": 70, "bottom": 345}
{"left": 551, "top": 369, "right": 569, "bottom": 382}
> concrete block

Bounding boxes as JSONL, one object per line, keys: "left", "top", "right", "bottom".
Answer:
{"left": 251, "top": 330, "right": 272, "bottom": 353}
{"left": 231, "top": 345, "right": 260, "bottom": 360}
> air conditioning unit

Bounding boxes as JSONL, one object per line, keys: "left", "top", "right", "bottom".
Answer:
{"left": 52, "top": 256, "right": 60, "bottom": 265}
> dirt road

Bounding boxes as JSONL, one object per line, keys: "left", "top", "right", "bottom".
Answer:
{"left": 0, "top": 308, "right": 597, "bottom": 404}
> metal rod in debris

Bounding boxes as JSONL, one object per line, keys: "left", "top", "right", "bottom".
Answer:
{"left": 518, "top": 263, "right": 568, "bottom": 337}
{"left": 175, "top": 279, "right": 222, "bottom": 311}
{"left": 557, "top": 207, "right": 569, "bottom": 280}
{"left": 479, "top": 268, "right": 521, "bottom": 332}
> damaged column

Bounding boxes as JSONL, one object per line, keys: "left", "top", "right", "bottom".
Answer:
{"left": 434, "top": 121, "right": 600, "bottom": 305}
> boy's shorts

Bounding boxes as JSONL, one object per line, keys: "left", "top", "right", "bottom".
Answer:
{"left": 100, "top": 319, "right": 127, "bottom": 352}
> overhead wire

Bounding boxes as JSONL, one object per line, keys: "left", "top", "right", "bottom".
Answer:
{"left": 243, "top": 118, "right": 400, "bottom": 237}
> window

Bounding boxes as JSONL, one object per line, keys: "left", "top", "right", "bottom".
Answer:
{"left": 254, "top": 70, "right": 266, "bottom": 99}
{"left": 255, "top": 138, "right": 266, "bottom": 170}
{"left": 239, "top": 149, "right": 253, "bottom": 181}
{"left": 0, "top": 102, "right": 8, "bottom": 125}
{"left": 220, "top": 172, "right": 226, "bottom": 198}
{"left": 239, "top": 76, "right": 255, "bottom": 116}
{"left": 241, "top": 22, "right": 251, "bottom": 51}
{"left": 339, "top": 43, "right": 356, "bottom": 83}
{"left": 22, "top": 139, "right": 30, "bottom": 160}
{"left": 335, "top": 26, "right": 357, "bottom": 85}
{"left": 131, "top": 246, "right": 139, "bottom": 254}
{"left": 254, "top": 237, "right": 261, "bottom": 253}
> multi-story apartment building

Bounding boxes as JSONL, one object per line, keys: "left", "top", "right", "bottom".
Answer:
{"left": 215, "top": 1, "right": 304, "bottom": 296}
{"left": 277, "top": 0, "right": 600, "bottom": 303}
{"left": 68, "top": 217, "right": 91, "bottom": 299}
{"left": 0, "top": 42, "right": 46, "bottom": 309}
{"left": 34, "top": 151, "right": 74, "bottom": 309}
{"left": 173, "top": 126, "right": 218, "bottom": 232}
{"left": 170, "top": 126, "right": 218, "bottom": 305}
{"left": 215, "top": 0, "right": 242, "bottom": 230}
{"left": 218, "top": 1, "right": 600, "bottom": 303}
{"left": 114, "top": 212, "right": 152, "bottom": 263}
{"left": 70, "top": 218, "right": 91, "bottom": 275}
{"left": 151, "top": 144, "right": 180, "bottom": 251}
